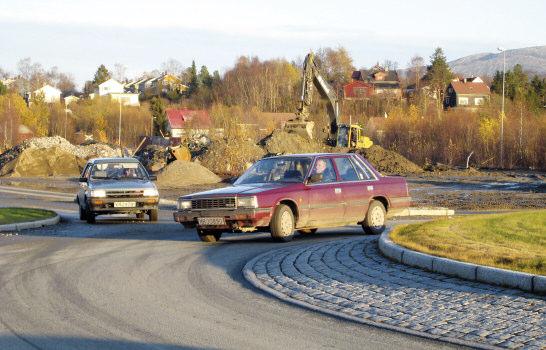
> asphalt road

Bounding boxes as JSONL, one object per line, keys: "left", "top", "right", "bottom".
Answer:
{"left": 0, "top": 187, "right": 459, "bottom": 350}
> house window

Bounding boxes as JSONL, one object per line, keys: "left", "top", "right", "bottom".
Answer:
{"left": 458, "top": 97, "right": 469, "bottom": 105}
{"left": 475, "top": 97, "right": 485, "bottom": 105}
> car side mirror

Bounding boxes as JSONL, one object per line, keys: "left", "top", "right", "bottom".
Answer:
{"left": 148, "top": 175, "right": 157, "bottom": 181}
{"left": 79, "top": 177, "right": 88, "bottom": 183}
{"left": 306, "top": 173, "right": 322, "bottom": 184}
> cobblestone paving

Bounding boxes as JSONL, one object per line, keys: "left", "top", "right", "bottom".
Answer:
{"left": 244, "top": 237, "right": 546, "bottom": 349}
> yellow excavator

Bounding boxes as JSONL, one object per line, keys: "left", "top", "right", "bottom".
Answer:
{"left": 284, "top": 52, "right": 373, "bottom": 149}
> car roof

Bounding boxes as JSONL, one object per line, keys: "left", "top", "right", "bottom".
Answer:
{"left": 265, "top": 153, "right": 354, "bottom": 159}
{"left": 88, "top": 157, "right": 140, "bottom": 164}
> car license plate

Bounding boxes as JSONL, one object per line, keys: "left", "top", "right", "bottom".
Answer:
{"left": 114, "top": 201, "right": 136, "bottom": 208}
{"left": 198, "top": 217, "right": 226, "bottom": 226}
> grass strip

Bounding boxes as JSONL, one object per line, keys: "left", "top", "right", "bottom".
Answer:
{"left": 0, "top": 207, "right": 57, "bottom": 225}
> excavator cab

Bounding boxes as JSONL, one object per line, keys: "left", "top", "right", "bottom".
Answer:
{"left": 336, "top": 124, "right": 373, "bottom": 149}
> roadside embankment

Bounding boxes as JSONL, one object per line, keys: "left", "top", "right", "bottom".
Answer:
{"left": 0, "top": 207, "right": 60, "bottom": 232}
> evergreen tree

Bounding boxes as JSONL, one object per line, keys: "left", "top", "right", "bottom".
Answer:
{"left": 0, "top": 81, "right": 6, "bottom": 95}
{"left": 425, "top": 47, "right": 453, "bottom": 107}
{"left": 187, "top": 60, "right": 199, "bottom": 96}
{"left": 199, "top": 65, "right": 213, "bottom": 88}
{"left": 93, "top": 64, "right": 111, "bottom": 85}
{"left": 149, "top": 97, "right": 167, "bottom": 136}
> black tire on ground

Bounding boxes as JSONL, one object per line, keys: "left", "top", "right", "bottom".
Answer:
{"left": 136, "top": 212, "right": 145, "bottom": 220}
{"left": 298, "top": 228, "right": 318, "bottom": 235}
{"left": 270, "top": 204, "right": 295, "bottom": 242}
{"left": 148, "top": 209, "right": 158, "bottom": 222}
{"left": 362, "top": 200, "right": 386, "bottom": 235}
{"left": 86, "top": 211, "right": 96, "bottom": 224}
{"left": 79, "top": 205, "right": 87, "bottom": 221}
{"left": 197, "top": 229, "right": 222, "bottom": 242}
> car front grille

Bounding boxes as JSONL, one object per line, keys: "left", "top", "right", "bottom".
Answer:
{"left": 191, "top": 197, "right": 236, "bottom": 210}
{"left": 106, "top": 190, "right": 144, "bottom": 198}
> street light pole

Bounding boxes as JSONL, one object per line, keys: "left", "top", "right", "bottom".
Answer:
{"left": 118, "top": 99, "right": 122, "bottom": 156}
{"left": 497, "top": 47, "right": 506, "bottom": 169}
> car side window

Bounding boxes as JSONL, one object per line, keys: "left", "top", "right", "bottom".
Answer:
{"left": 310, "top": 158, "right": 337, "bottom": 183}
{"left": 349, "top": 157, "right": 373, "bottom": 180}
{"left": 82, "top": 164, "right": 92, "bottom": 178}
{"left": 334, "top": 157, "right": 359, "bottom": 181}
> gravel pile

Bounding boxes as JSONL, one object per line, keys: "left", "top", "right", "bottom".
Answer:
{"left": 0, "top": 136, "right": 120, "bottom": 177}
{"left": 156, "top": 160, "right": 221, "bottom": 188}
{"left": 262, "top": 130, "right": 327, "bottom": 155}
{"left": 200, "top": 138, "right": 265, "bottom": 176}
{"left": 354, "top": 145, "right": 423, "bottom": 175}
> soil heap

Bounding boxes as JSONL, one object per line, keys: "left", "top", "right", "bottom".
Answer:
{"left": 262, "top": 130, "right": 327, "bottom": 155}
{"left": 355, "top": 145, "right": 423, "bottom": 175}
{"left": 0, "top": 136, "right": 119, "bottom": 177}
{"left": 156, "top": 160, "right": 221, "bottom": 188}
{"left": 200, "top": 138, "right": 266, "bottom": 175}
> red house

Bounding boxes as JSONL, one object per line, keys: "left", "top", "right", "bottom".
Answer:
{"left": 166, "top": 108, "right": 212, "bottom": 137}
{"left": 343, "top": 81, "right": 374, "bottom": 99}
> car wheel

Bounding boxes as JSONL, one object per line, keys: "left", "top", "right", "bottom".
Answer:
{"left": 298, "top": 228, "right": 317, "bottom": 235}
{"left": 270, "top": 204, "right": 295, "bottom": 242}
{"left": 79, "top": 205, "right": 87, "bottom": 220}
{"left": 148, "top": 209, "right": 158, "bottom": 222}
{"left": 136, "top": 212, "right": 145, "bottom": 220}
{"left": 86, "top": 211, "right": 96, "bottom": 224}
{"left": 197, "top": 229, "right": 222, "bottom": 242}
{"left": 362, "top": 200, "right": 386, "bottom": 235}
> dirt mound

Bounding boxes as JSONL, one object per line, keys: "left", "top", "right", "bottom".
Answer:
{"left": 355, "top": 145, "right": 423, "bottom": 175}
{"left": 156, "top": 160, "right": 221, "bottom": 188}
{"left": 262, "top": 130, "right": 326, "bottom": 155}
{"left": 200, "top": 138, "right": 266, "bottom": 175}
{"left": 0, "top": 136, "right": 119, "bottom": 177}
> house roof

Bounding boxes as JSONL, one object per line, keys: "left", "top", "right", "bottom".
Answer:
{"left": 450, "top": 81, "right": 490, "bottom": 95}
{"left": 166, "top": 109, "right": 212, "bottom": 129}
{"left": 352, "top": 69, "right": 399, "bottom": 83}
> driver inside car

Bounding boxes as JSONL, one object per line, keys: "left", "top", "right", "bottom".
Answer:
{"left": 312, "top": 159, "right": 336, "bottom": 183}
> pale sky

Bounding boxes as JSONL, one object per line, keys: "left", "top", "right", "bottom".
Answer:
{"left": 1, "top": 0, "right": 545, "bottom": 87}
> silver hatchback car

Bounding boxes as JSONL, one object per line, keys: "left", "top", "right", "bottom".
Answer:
{"left": 76, "top": 157, "right": 159, "bottom": 223}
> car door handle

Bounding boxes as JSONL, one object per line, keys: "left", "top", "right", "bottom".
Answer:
{"left": 335, "top": 188, "right": 342, "bottom": 194}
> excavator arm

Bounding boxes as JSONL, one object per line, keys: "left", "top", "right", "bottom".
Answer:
{"left": 285, "top": 53, "right": 340, "bottom": 139}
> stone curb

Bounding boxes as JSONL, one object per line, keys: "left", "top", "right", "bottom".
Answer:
{"left": 390, "top": 207, "right": 455, "bottom": 217}
{"left": 378, "top": 231, "right": 546, "bottom": 295}
{"left": 243, "top": 249, "right": 500, "bottom": 350}
{"left": 0, "top": 213, "right": 60, "bottom": 232}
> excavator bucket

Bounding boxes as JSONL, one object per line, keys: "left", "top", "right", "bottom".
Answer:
{"left": 359, "top": 136, "right": 374, "bottom": 149}
{"left": 283, "top": 120, "right": 315, "bottom": 140}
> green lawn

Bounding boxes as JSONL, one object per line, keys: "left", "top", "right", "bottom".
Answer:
{"left": 390, "top": 210, "right": 546, "bottom": 275}
{"left": 0, "top": 208, "right": 57, "bottom": 225}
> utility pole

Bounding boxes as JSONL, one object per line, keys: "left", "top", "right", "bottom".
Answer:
{"left": 118, "top": 99, "right": 122, "bottom": 156}
{"left": 497, "top": 47, "right": 506, "bottom": 169}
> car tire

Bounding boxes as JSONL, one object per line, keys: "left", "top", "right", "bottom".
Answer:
{"left": 148, "top": 209, "right": 158, "bottom": 222}
{"left": 86, "top": 211, "right": 96, "bottom": 224}
{"left": 270, "top": 204, "right": 295, "bottom": 242}
{"left": 362, "top": 200, "right": 386, "bottom": 235}
{"left": 79, "top": 205, "right": 87, "bottom": 220}
{"left": 136, "top": 212, "right": 145, "bottom": 220}
{"left": 197, "top": 229, "right": 222, "bottom": 242}
{"left": 298, "top": 228, "right": 317, "bottom": 235}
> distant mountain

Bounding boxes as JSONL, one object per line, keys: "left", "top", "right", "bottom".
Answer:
{"left": 448, "top": 45, "right": 546, "bottom": 78}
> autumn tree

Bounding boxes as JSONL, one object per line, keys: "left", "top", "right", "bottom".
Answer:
{"left": 161, "top": 59, "right": 184, "bottom": 76}
{"left": 113, "top": 63, "right": 127, "bottom": 82}
{"left": 408, "top": 55, "right": 425, "bottom": 88}
{"left": 315, "top": 47, "right": 355, "bottom": 90}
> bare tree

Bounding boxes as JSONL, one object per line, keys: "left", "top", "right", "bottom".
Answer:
{"left": 382, "top": 59, "right": 399, "bottom": 71}
{"left": 161, "top": 59, "right": 184, "bottom": 76}
{"left": 113, "top": 63, "right": 128, "bottom": 82}
{"left": 409, "top": 55, "right": 425, "bottom": 89}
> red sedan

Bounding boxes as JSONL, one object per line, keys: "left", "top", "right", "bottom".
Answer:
{"left": 174, "top": 153, "right": 410, "bottom": 242}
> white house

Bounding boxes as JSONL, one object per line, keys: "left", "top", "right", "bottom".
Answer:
{"left": 33, "top": 85, "right": 61, "bottom": 103}
{"left": 110, "top": 92, "right": 140, "bottom": 107}
{"left": 64, "top": 95, "right": 80, "bottom": 106}
{"left": 98, "top": 78, "right": 125, "bottom": 96}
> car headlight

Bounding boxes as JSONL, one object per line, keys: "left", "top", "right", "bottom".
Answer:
{"left": 143, "top": 188, "right": 159, "bottom": 197}
{"left": 89, "top": 189, "right": 106, "bottom": 198}
{"left": 237, "top": 196, "right": 258, "bottom": 208}
{"left": 178, "top": 199, "right": 192, "bottom": 210}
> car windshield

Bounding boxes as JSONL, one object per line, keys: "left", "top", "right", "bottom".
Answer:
{"left": 90, "top": 162, "right": 148, "bottom": 180}
{"left": 235, "top": 157, "right": 312, "bottom": 185}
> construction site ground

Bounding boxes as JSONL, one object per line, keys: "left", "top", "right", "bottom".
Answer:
{"left": 1, "top": 170, "right": 544, "bottom": 211}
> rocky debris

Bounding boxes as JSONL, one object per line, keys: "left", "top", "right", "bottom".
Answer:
{"left": 0, "top": 136, "right": 119, "bottom": 177}
{"left": 354, "top": 145, "right": 423, "bottom": 175}
{"left": 200, "top": 138, "right": 266, "bottom": 176}
{"left": 262, "top": 130, "right": 327, "bottom": 155}
{"left": 135, "top": 145, "right": 175, "bottom": 173}
{"left": 156, "top": 160, "right": 221, "bottom": 188}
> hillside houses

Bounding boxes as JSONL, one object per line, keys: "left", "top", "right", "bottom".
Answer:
{"left": 344, "top": 65, "right": 402, "bottom": 99}
{"left": 444, "top": 77, "right": 490, "bottom": 108}
{"left": 124, "top": 74, "right": 188, "bottom": 97}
